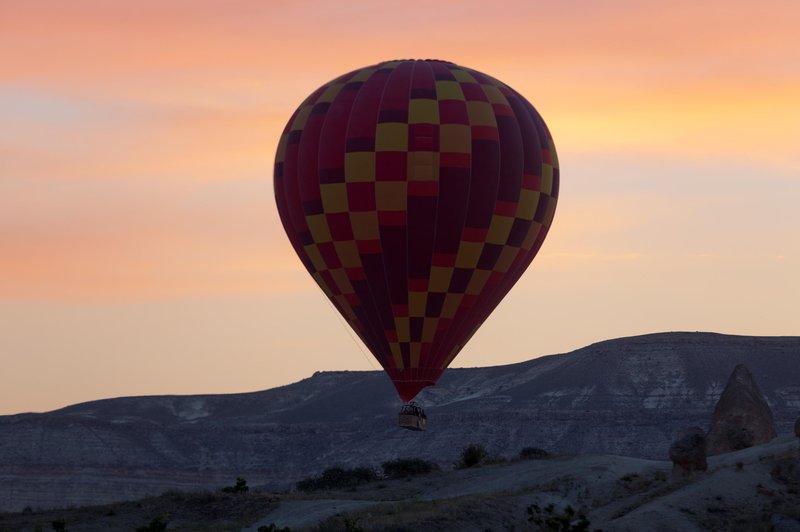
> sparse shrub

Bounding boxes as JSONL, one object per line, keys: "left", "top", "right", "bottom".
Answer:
{"left": 296, "top": 466, "right": 378, "bottom": 492}
{"left": 295, "top": 476, "right": 315, "bottom": 492}
{"left": 135, "top": 517, "right": 168, "bottom": 532}
{"left": 309, "top": 515, "right": 364, "bottom": 532}
{"left": 258, "top": 524, "right": 291, "bottom": 532}
{"left": 527, "top": 503, "right": 590, "bottom": 531}
{"left": 455, "top": 443, "right": 488, "bottom": 469}
{"left": 381, "top": 458, "right": 440, "bottom": 479}
{"left": 520, "top": 447, "right": 551, "bottom": 460}
{"left": 771, "top": 458, "right": 799, "bottom": 490}
{"left": 221, "top": 477, "right": 249, "bottom": 494}
{"left": 343, "top": 517, "right": 364, "bottom": 532}
{"left": 615, "top": 472, "right": 655, "bottom": 495}
{"left": 653, "top": 470, "right": 668, "bottom": 482}
{"left": 51, "top": 519, "right": 67, "bottom": 532}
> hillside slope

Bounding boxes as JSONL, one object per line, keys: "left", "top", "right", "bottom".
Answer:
{"left": 2, "top": 435, "right": 798, "bottom": 531}
{"left": 246, "top": 434, "right": 800, "bottom": 532}
{"left": 1, "top": 331, "right": 798, "bottom": 511}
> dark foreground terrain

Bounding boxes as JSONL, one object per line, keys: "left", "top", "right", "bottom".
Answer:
{"left": 2, "top": 332, "right": 799, "bottom": 512}
{"left": 1, "top": 435, "right": 798, "bottom": 531}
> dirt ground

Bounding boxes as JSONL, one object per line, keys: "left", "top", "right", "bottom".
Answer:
{"left": 248, "top": 434, "right": 800, "bottom": 531}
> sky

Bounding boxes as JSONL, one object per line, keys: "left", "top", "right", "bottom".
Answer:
{"left": 1, "top": 0, "right": 798, "bottom": 415}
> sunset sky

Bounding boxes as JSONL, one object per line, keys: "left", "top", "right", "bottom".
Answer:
{"left": 2, "top": 0, "right": 798, "bottom": 414}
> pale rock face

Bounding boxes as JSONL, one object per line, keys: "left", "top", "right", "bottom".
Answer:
{"left": 706, "top": 364, "right": 777, "bottom": 455}
{"left": 0, "top": 332, "right": 798, "bottom": 512}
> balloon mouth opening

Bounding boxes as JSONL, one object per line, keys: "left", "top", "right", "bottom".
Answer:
{"left": 386, "top": 367, "right": 445, "bottom": 403}
{"left": 393, "top": 380, "right": 436, "bottom": 403}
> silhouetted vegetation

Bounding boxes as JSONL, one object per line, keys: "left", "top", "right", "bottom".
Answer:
{"left": 221, "top": 477, "right": 249, "bottom": 494}
{"left": 258, "top": 524, "right": 291, "bottom": 532}
{"left": 527, "top": 503, "right": 591, "bottom": 531}
{"left": 296, "top": 467, "right": 378, "bottom": 492}
{"left": 455, "top": 443, "right": 488, "bottom": 469}
{"left": 0, "top": 488, "right": 279, "bottom": 532}
{"left": 520, "top": 447, "right": 551, "bottom": 460}
{"left": 771, "top": 457, "right": 799, "bottom": 491}
{"left": 614, "top": 471, "right": 667, "bottom": 496}
{"left": 342, "top": 516, "right": 364, "bottom": 532}
{"left": 381, "top": 458, "right": 440, "bottom": 479}
{"left": 135, "top": 516, "right": 168, "bottom": 532}
{"left": 309, "top": 515, "right": 365, "bottom": 532}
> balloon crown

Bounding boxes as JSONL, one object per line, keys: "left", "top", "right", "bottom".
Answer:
{"left": 383, "top": 58, "right": 456, "bottom": 64}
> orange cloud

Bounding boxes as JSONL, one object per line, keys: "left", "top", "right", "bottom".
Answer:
{"left": 0, "top": 228, "right": 310, "bottom": 301}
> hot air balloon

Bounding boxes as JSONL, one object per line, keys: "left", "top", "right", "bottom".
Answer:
{"left": 274, "top": 59, "right": 559, "bottom": 430}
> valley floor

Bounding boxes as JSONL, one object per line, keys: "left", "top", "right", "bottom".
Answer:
{"left": 2, "top": 435, "right": 799, "bottom": 531}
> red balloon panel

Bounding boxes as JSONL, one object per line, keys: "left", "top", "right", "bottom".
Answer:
{"left": 274, "top": 60, "right": 559, "bottom": 402}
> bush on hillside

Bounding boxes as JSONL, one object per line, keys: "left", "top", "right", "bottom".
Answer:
{"left": 381, "top": 458, "right": 440, "bottom": 479}
{"left": 258, "top": 524, "right": 291, "bottom": 532}
{"left": 296, "top": 466, "right": 378, "bottom": 492}
{"left": 221, "top": 477, "right": 249, "bottom": 494}
{"left": 455, "top": 443, "right": 488, "bottom": 469}
{"left": 527, "top": 503, "right": 591, "bottom": 531}
{"left": 135, "top": 517, "right": 169, "bottom": 532}
{"left": 520, "top": 447, "right": 551, "bottom": 460}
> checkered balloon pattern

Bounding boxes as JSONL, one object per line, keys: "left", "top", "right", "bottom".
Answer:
{"left": 274, "top": 59, "right": 559, "bottom": 402}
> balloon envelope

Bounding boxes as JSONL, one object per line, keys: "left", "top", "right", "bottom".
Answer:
{"left": 274, "top": 59, "right": 559, "bottom": 402}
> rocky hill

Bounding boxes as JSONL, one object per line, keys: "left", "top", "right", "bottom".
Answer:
{"left": 2, "top": 434, "right": 799, "bottom": 531}
{"left": 1, "top": 332, "right": 798, "bottom": 512}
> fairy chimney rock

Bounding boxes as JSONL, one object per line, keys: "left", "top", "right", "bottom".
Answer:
{"left": 706, "top": 364, "right": 777, "bottom": 455}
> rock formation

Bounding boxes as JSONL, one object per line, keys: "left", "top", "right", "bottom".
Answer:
{"left": 794, "top": 417, "right": 800, "bottom": 438}
{"left": 669, "top": 426, "right": 707, "bottom": 478}
{"left": 706, "top": 364, "right": 777, "bottom": 455}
